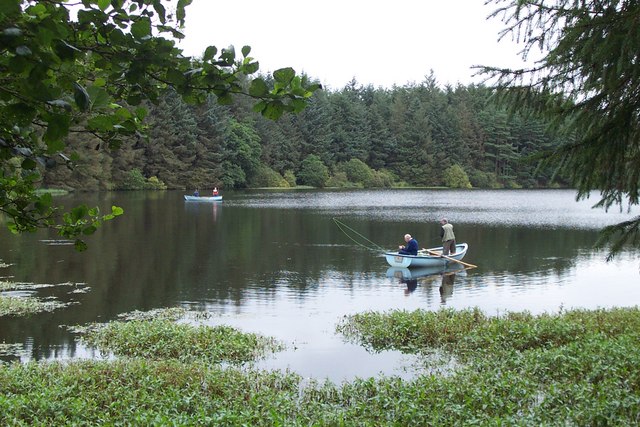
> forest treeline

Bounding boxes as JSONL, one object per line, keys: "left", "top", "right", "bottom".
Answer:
{"left": 42, "top": 74, "right": 569, "bottom": 191}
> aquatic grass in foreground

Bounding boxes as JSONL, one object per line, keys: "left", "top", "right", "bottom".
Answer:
{"left": 1, "top": 307, "right": 640, "bottom": 424}
{"left": 0, "top": 281, "right": 85, "bottom": 317}
{"left": 73, "top": 310, "right": 283, "bottom": 365}
{"left": 0, "top": 295, "right": 69, "bottom": 317}
{"left": 337, "top": 307, "right": 640, "bottom": 358}
{"left": 335, "top": 307, "right": 640, "bottom": 424}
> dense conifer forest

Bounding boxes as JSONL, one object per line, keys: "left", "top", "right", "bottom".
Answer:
{"left": 42, "top": 74, "right": 568, "bottom": 191}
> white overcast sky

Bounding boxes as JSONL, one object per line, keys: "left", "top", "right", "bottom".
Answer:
{"left": 179, "top": 0, "right": 529, "bottom": 90}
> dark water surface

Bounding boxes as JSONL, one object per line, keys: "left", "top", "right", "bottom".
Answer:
{"left": 1, "top": 189, "right": 638, "bottom": 381}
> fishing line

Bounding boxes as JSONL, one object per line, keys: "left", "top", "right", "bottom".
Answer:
{"left": 332, "top": 217, "right": 387, "bottom": 253}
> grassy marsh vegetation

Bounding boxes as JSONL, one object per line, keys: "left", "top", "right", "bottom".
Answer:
{"left": 73, "top": 309, "right": 283, "bottom": 364}
{"left": 0, "top": 280, "right": 80, "bottom": 317}
{"left": 1, "top": 307, "right": 640, "bottom": 425}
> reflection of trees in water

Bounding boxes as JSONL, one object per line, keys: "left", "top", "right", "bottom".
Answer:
{"left": 0, "top": 191, "right": 612, "bottom": 361}
{"left": 462, "top": 225, "right": 598, "bottom": 274}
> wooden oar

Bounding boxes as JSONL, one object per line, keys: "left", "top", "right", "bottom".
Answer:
{"left": 425, "top": 249, "right": 478, "bottom": 269}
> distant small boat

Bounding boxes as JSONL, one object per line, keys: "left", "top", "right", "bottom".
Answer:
{"left": 184, "top": 195, "right": 223, "bottom": 202}
{"left": 384, "top": 243, "right": 469, "bottom": 268}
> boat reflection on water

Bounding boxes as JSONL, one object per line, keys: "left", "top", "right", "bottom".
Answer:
{"left": 386, "top": 264, "right": 467, "bottom": 302}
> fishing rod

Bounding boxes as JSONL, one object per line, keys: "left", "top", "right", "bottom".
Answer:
{"left": 332, "top": 217, "right": 387, "bottom": 253}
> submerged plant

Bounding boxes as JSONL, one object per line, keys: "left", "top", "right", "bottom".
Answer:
{"left": 0, "top": 281, "right": 86, "bottom": 317}
{"left": 2, "top": 306, "right": 640, "bottom": 424}
{"left": 0, "top": 295, "right": 69, "bottom": 317}
{"left": 74, "top": 310, "right": 283, "bottom": 365}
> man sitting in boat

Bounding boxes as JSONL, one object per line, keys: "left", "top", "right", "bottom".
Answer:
{"left": 398, "top": 234, "right": 418, "bottom": 255}
{"left": 193, "top": 189, "right": 199, "bottom": 197}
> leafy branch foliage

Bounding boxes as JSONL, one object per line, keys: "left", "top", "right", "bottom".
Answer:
{"left": 0, "top": 0, "right": 319, "bottom": 249}
{"left": 480, "top": 0, "right": 640, "bottom": 258}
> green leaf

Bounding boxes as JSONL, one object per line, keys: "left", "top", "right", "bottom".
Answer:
{"left": 112, "top": 206, "right": 124, "bottom": 216}
{"left": 0, "top": 0, "right": 20, "bottom": 16}
{"left": 203, "top": 46, "right": 217, "bottom": 62}
{"left": 249, "top": 79, "right": 269, "bottom": 97}
{"left": 263, "top": 102, "right": 285, "bottom": 120}
{"left": 217, "top": 93, "right": 233, "bottom": 105}
{"left": 21, "top": 158, "right": 37, "bottom": 170}
{"left": 83, "top": 225, "right": 98, "bottom": 235}
{"left": 220, "top": 46, "right": 236, "bottom": 65}
{"left": 252, "top": 100, "right": 267, "bottom": 114}
{"left": 73, "top": 83, "right": 91, "bottom": 111}
{"left": 290, "top": 98, "right": 307, "bottom": 113}
{"left": 87, "top": 86, "right": 110, "bottom": 109}
{"left": 176, "top": 0, "right": 192, "bottom": 24}
{"left": 273, "top": 68, "right": 295, "bottom": 85}
{"left": 35, "top": 193, "right": 53, "bottom": 213}
{"left": 165, "top": 68, "right": 185, "bottom": 85}
{"left": 152, "top": 0, "right": 166, "bottom": 23}
{"left": 241, "top": 45, "right": 251, "bottom": 57}
{"left": 70, "top": 205, "right": 89, "bottom": 223}
{"left": 242, "top": 61, "right": 259, "bottom": 75}
{"left": 87, "top": 115, "right": 115, "bottom": 132}
{"left": 74, "top": 239, "right": 88, "bottom": 252}
{"left": 43, "top": 115, "right": 70, "bottom": 149}
{"left": 131, "top": 18, "right": 151, "bottom": 39}
{"left": 6, "top": 103, "right": 37, "bottom": 126}
{"left": 97, "top": 0, "right": 110, "bottom": 11}
{"left": 55, "top": 40, "right": 80, "bottom": 61}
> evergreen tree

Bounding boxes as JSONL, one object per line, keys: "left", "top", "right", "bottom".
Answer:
{"left": 295, "top": 91, "right": 334, "bottom": 166}
{"left": 483, "top": 0, "right": 640, "bottom": 256}
{"left": 145, "top": 90, "right": 198, "bottom": 188}
{"left": 298, "top": 154, "right": 329, "bottom": 187}
{"left": 220, "top": 119, "right": 261, "bottom": 188}
{"left": 329, "top": 80, "right": 372, "bottom": 165}
{"left": 190, "top": 96, "right": 231, "bottom": 189}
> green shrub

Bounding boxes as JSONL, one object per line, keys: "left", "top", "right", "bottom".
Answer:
{"left": 326, "top": 171, "right": 355, "bottom": 188}
{"left": 121, "top": 169, "right": 148, "bottom": 190}
{"left": 250, "top": 166, "right": 289, "bottom": 188}
{"left": 369, "top": 169, "right": 395, "bottom": 187}
{"left": 298, "top": 155, "right": 329, "bottom": 188}
{"left": 147, "top": 176, "right": 167, "bottom": 190}
{"left": 341, "top": 158, "right": 374, "bottom": 186}
{"left": 469, "top": 170, "right": 500, "bottom": 189}
{"left": 283, "top": 170, "right": 297, "bottom": 187}
{"left": 443, "top": 164, "right": 472, "bottom": 189}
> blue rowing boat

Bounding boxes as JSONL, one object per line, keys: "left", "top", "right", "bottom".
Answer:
{"left": 384, "top": 243, "right": 469, "bottom": 268}
{"left": 184, "top": 195, "right": 223, "bottom": 202}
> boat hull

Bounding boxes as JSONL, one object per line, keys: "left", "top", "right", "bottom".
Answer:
{"left": 384, "top": 243, "right": 468, "bottom": 268}
{"left": 184, "top": 195, "right": 223, "bottom": 202}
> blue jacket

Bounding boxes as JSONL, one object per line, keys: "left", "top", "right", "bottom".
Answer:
{"left": 399, "top": 238, "right": 418, "bottom": 255}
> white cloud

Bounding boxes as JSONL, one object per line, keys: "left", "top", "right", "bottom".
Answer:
{"left": 180, "top": 0, "right": 530, "bottom": 89}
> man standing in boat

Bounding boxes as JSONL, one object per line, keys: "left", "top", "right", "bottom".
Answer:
{"left": 440, "top": 218, "right": 456, "bottom": 255}
{"left": 398, "top": 234, "right": 418, "bottom": 255}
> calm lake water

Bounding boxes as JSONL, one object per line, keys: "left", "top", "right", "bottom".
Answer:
{"left": 1, "top": 189, "right": 639, "bottom": 382}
